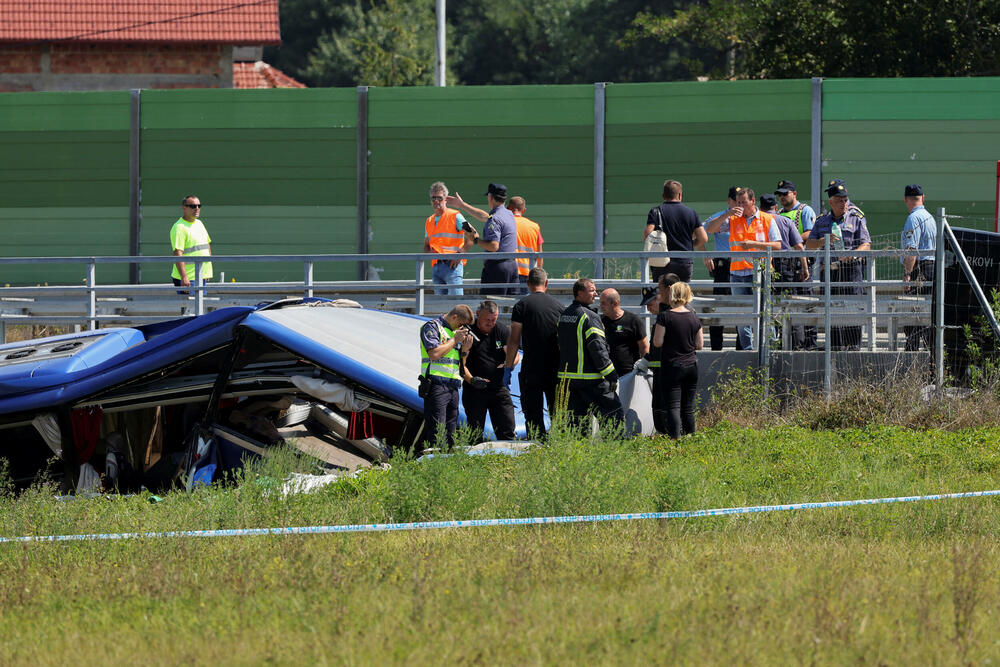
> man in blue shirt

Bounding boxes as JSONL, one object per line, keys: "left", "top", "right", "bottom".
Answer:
{"left": 703, "top": 186, "right": 743, "bottom": 350}
{"left": 448, "top": 183, "right": 519, "bottom": 295}
{"left": 728, "top": 188, "right": 782, "bottom": 351}
{"left": 900, "top": 184, "right": 937, "bottom": 351}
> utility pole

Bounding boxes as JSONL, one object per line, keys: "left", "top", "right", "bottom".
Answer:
{"left": 435, "top": 0, "right": 446, "bottom": 86}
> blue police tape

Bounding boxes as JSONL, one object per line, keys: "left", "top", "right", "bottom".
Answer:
{"left": 3, "top": 487, "right": 1000, "bottom": 544}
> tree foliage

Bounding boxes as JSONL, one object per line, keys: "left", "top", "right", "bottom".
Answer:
{"left": 265, "top": 0, "right": 1000, "bottom": 87}
{"left": 628, "top": 0, "right": 1000, "bottom": 79}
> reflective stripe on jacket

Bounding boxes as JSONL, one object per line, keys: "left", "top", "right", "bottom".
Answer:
{"left": 425, "top": 209, "right": 466, "bottom": 266}
{"left": 170, "top": 217, "right": 213, "bottom": 281}
{"left": 514, "top": 215, "right": 542, "bottom": 277}
{"left": 557, "top": 301, "right": 615, "bottom": 382}
{"left": 780, "top": 204, "right": 804, "bottom": 235}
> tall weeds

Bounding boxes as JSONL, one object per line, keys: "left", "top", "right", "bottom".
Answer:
{"left": 699, "top": 364, "right": 1000, "bottom": 432}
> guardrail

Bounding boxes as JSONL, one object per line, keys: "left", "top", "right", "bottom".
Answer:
{"left": 1, "top": 212, "right": 973, "bottom": 399}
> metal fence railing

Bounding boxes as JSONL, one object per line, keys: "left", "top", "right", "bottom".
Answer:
{"left": 0, "top": 211, "right": 993, "bottom": 399}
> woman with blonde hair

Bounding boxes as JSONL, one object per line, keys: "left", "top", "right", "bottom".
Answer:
{"left": 652, "top": 281, "right": 703, "bottom": 438}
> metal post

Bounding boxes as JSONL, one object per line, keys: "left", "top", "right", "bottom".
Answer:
{"left": 357, "top": 86, "right": 370, "bottom": 282}
{"left": 304, "top": 261, "right": 314, "bottom": 299}
{"left": 128, "top": 89, "right": 142, "bottom": 285}
{"left": 810, "top": 77, "right": 823, "bottom": 212}
{"left": 416, "top": 259, "right": 425, "bottom": 316}
{"left": 195, "top": 261, "right": 204, "bottom": 316}
{"left": 435, "top": 0, "right": 446, "bottom": 86}
{"left": 935, "top": 207, "right": 946, "bottom": 388}
{"left": 593, "top": 82, "right": 607, "bottom": 280}
{"left": 752, "top": 261, "right": 761, "bottom": 354}
{"left": 86, "top": 261, "right": 96, "bottom": 331}
{"left": 824, "top": 236, "right": 832, "bottom": 400}
{"left": 760, "top": 250, "right": 771, "bottom": 384}
{"left": 867, "top": 258, "right": 877, "bottom": 351}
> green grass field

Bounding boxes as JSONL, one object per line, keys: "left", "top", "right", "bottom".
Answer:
{"left": 4, "top": 424, "right": 1000, "bottom": 664}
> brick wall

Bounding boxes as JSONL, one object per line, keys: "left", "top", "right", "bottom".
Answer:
{"left": 0, "top": 43, "right": 232, "bottom": 91}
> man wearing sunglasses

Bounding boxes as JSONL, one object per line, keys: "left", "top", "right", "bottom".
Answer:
{"left": 170, "top": 195, "right": 213, "bottom": 292}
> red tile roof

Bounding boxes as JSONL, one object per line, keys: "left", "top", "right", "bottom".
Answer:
{"left": 233, "top": 61, "right": 305, "bottom": 89}
{"left": 0, "top": 1, "right": 281, "bottom": 44}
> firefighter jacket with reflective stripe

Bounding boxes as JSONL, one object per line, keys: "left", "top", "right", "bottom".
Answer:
{"left": 557, "top": 301, "right": 615, "bottom": 382}
{"left": 425, "top": 209, "right": 466, "bottom": 266}
{"left": 420, "top": 319, "right": 462, "bottom": 382}
{"left": 514, "top": 215, "right": 542, "bottom": 277}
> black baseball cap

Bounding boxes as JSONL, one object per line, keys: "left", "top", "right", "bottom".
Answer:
{"left": 727, "top": 186, "right": 743, "bottom": 200}
{"left": 775, "top": 179, "right": 796, "bottom": 194}
{"left": 825, "top": 179, "right": 849, "bottom": 197}
{"left": 904, "top": 184, "right": 923, "bottom": 197}
{"left": 759, "top": 193, "right": 777, "bottom": 210}
{"left": 484, "top": 183, "right": 508, "bottom": 198}
{"left": 639, "top": 286, "right": 658, "bottom": 307}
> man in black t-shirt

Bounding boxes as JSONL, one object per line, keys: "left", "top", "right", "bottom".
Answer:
{"left": 643, "top": 179, "right": 708, "bottom": 283}
{"left": 460, "top": 300, "right": 516, "bottom": 441}
{"left": 505, "top": 267, "right": 563, "bottom": 439}
{"left": 598, "top": 288, "right": 649, "bottom": 376}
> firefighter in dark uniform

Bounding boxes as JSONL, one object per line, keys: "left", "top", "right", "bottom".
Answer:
{"left": 419, "top": 304, "right": 474, "bottom": 448}
{"left": 806, "top": 179, "right": 871, "bottom": 350}
{"left": 459, "top": 300, "right": 517, "bottom": 441}
{"left": 557, "top": 278, "right": 623, "bottom": 425}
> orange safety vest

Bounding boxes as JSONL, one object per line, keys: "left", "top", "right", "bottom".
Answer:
{"left": 425, "top": 209, "right": 466, "bottom": 266}
{"left": 728, "top": 212, "right": 773, "bottom": 273}
{"left": 514, "top": 215, "right": 543, "bottom": 277}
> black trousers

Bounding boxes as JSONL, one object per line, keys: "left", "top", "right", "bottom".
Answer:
{"left": 567, "top": 379, "right": 623, "bottom": 427}
{"left": 520, "top": 370, "right": 557, "bottom": 439}
{"left": 481, "top": 259, "right": 519, "bottom": 295}
{"left": 652, "top": 259, "right": 692, "bottom": 285}
{"left": 904, "top": 259, "right": 935, "bottom": 351}
{"left": 423, "top": 381, "right": 460, "bottom": 447}
{"left": 827, "top": 260, "right": 864, "bottom": 350}
{"left": 462, "top": 386, "right": 516, "bottom": 441}
{"left": 658, "top": 361, "right": 698, "bottom": 439}
{"left": 710, "top": 258, "right": 731, "bottom": 351}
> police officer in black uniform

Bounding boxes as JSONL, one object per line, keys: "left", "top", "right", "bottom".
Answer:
{"left": 460, "top": 300, "right": 517, "bottom": 441}
{"left": 557, "top": 278, "right": 623, "bottom": 425}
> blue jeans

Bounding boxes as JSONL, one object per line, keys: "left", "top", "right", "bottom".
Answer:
{"left": 731, "top": 273, "right": 755, "bottom": 350}
{"left": 432, "top": 261, "right": 464, "bottom": 295}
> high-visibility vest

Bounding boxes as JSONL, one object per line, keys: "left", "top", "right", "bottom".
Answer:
{"left": 170, "top": 218, "right": 213, "bottom": 281}
{"left": 420, "top": 319, "right": 461, "bottom": 381}
{"left": 728, "top": 212, "right": 773, "bottom": 273}
{"left": 514, "top": 215, "right": 542, "bottom": 277}
{"left": 425, "top": 209, "right": 465, "bottom": 266}
{"left": 780, "top": 203, "right": 805, "bottom": 235}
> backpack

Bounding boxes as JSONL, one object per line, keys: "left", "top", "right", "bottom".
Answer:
{"left": 644, "top": 207, "right": 670, "bottom": 268}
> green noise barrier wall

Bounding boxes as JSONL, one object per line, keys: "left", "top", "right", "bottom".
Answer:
{"left": 0, "top": 77, "right": 997, "bottom": 285}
